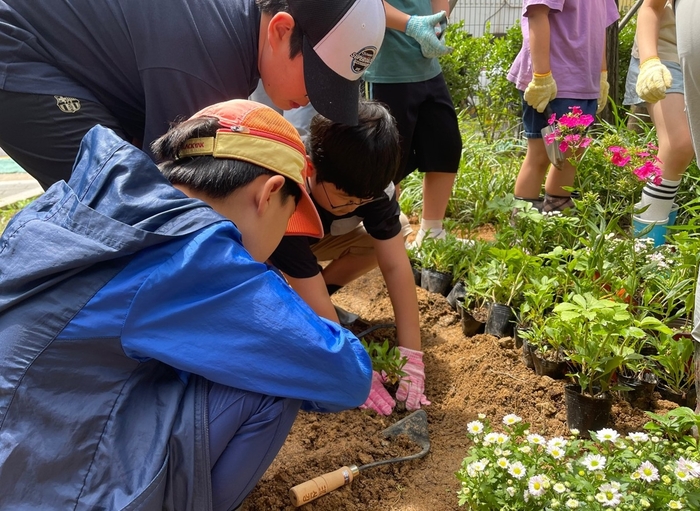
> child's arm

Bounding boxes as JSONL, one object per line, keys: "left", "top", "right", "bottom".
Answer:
{"left": 636, "top": 0, "right": 673, "bottom": 103}
{"left": 284, "top": 272, "right": 341, "bottom": 323}
{"left": 522, "top": 4, "right": 556, "bottom": 113}
{"left": 375, "top": 233, "right": 430, "bottom": 411}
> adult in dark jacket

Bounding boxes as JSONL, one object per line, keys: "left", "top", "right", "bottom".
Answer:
{"left": 0, "top": 99, "right": 373, "bottom": 510}
{"left": 0, "top": 0, "right": 385, "bottom": 189}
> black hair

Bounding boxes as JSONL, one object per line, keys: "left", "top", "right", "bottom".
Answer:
{"left": 256, "top": 0, "right": 304, "bottom": 58}
{"left": 308, "top": 100, "right": 400, "bottom": 199}
{"left": 151, "top": 116, "right": 301, "bottom": 204}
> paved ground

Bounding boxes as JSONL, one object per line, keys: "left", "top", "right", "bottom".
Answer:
{"left": 0, "top": 149, "right": 43, "bottom": 208}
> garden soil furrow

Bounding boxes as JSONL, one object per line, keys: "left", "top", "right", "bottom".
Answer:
{"left": 241, "top": 268, "right": 677, "bottom": 511}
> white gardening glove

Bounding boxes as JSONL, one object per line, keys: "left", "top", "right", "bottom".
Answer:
{"left": 597, "top": 71, "right": 609, "bottom": 114}
{"left": 405, "top": 11, "right": 451, "bottom": 59}
{"left": 359, "top": 370, "right": 396, "bottom": 415}
{"left": 636, "top": 57, "right": 672, "bottom": 104}
{"left": 395, "top": 346, "right": 431, "bottom": 411}
{"left": 524, "top": 71, "right": 557, "bottom": 113}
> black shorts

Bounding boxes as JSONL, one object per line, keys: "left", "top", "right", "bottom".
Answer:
{"left": 366, "top": 74, "right": 462, "bottom": 183}
{"left": 0, "top": 90, "right": 129, "bottom": 189}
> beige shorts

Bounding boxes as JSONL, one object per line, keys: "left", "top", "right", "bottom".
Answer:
{"left": 312, "top": 213, "right": 412, "bottom": 262}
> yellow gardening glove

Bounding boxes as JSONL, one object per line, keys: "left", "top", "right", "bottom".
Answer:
{"left": 524, "top": 71, "right": 557, "bottom": 113}
{"left": 597, "top": 71, "right": 609, "bottom": 114}
{"left": 636, "top": 57, "right": 672, "bottom": 103}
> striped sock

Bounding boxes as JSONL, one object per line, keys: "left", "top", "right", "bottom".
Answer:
{"left": 638, "top": 178, "right": 681, "bottom": 221}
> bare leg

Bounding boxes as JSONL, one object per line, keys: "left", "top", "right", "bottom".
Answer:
{"left": 514, "top": 138, "right": 551, "bottom": 199}
{"left": 421, "top": 171, "right": 456, "bottom": 221}
{"left": 647, "top": 94, "right": 695, "bottom": 181}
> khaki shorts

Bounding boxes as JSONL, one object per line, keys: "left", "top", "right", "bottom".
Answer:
{"left": 312, "top": 213, "right": 412, "bottom": 262}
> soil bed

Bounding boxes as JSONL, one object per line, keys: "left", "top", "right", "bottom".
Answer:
{"left": 242, "top": 268, "right": 677, "bottom": 511}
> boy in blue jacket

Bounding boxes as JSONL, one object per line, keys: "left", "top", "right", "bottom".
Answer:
{"left": 0, "top": 99, "right": 372, "bottom": 511}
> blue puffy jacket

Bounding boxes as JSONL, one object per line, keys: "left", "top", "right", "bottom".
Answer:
{"left": 0, "top": 126, "right": 372, "bottom": 510}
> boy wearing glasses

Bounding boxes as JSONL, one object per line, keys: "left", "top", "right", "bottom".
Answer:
{"left": 269, "top": 100, "right": 429, "bottom": 416}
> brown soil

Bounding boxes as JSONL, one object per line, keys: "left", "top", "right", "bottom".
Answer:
{"left": 241, "top": 268, "right": 679, "bottom": 511}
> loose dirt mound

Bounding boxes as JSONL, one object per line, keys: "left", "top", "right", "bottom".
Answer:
{"left": 241, "top": 268, "right": 670, "bottom": 511}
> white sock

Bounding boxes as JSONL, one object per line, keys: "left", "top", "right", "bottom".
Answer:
{"left": 419, "top": 219, "right": 443, "bottom": 235}
{"left": 638, "top": 178, "right": 680, "bottom": 221}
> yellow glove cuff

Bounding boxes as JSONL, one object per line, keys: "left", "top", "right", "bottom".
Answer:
{"left": 533, "top": 71, "right": 552, "bottom": 78}
{"left": 640, "top": 57, "right": 661, "bottom": 69}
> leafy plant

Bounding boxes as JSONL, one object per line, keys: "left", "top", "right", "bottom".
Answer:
{"left": 650, "top": 334, "right": 696, "bottom": 397}
{"left": 457, "top": 413, "right": 700, "bottom": 510}
{"left": 360, "top": 338, "right": 407, "bottom": 386}
{"left": 553, "top": 293, "right": 671, "bottom": 397}
{"left": 645, "top": 407, "right": 700, "bottom": 444}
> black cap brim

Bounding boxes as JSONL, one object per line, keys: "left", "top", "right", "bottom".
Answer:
{"left": 302, "top": 36, "right": 360, "bottom": 126}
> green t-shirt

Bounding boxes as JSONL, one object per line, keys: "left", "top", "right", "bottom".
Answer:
{"left": 363, "top": 0, "right": 442, "bottom": 83}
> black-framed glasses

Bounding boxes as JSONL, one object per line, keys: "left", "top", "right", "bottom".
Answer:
{"left": 319, "top": 181, "right": 381, "bottom": 209}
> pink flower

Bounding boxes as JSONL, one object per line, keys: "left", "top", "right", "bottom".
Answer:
{"left": 608, "top": 146, "right": 631, "bottom": 167}
{"left": 633, "top": 160, "right": 663, "bottom": 185}
{"left": 548, "top": 113, "right": 557, "bottom": 125}
{"left": 544, "top": 130, "right": 559, "bottom": 145}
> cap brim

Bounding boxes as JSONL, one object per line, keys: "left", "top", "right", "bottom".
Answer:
{"left": 303, "top": 37, "right": 360, "bottom": 126}
{"left": 287, "top": 183, "right": 324, "bottom": 238}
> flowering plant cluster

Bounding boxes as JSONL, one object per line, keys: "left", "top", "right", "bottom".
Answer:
{"left": 457, "top": 413, "right": 700, "bottom": 510}
{"left": 607, "top": 143, "right": 662, "bottom": 186}
{"left": 544, "top": 106, "right": 595, "bottom": 153}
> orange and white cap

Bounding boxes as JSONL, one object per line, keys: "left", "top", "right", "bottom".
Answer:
{"left": 181, "top": 99, "right": 323, "bottom": 238}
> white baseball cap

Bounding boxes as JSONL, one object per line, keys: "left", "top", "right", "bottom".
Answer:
{"left": 289, "top": 0, "right": 386, "bottom": 125}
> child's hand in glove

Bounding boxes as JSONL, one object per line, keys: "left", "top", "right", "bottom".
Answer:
{"left": 405, "top": 11, "right": 452, "bottom": 59}
{"left": 359, "top": 370, "right": 395, "bottom": 415}
{"left": 636, "top": 57, "right": 672, "bottom": 104}
{"left": 395, "top": 346, "right": 431, "bottom": 411}
{"left": 524, "top": 71, "right": 557, "bottom": 113}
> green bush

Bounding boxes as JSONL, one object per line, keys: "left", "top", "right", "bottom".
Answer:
{"left": 439, "top": 21, "right": 522, "bottom": 144}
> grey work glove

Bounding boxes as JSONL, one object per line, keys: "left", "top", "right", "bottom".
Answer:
{"left": 405, "top": 11, "right": 452, "bottom": 59}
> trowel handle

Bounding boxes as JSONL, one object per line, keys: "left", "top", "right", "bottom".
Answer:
{"left": 288, "top": 465, "right": 359, "bottom": 507}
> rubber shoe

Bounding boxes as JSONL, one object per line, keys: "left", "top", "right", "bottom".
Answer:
{"left": 632, "top": 214, "right": 668, "bottom": 247}
{"left": 542, "top": 194, "right": 574, "bottom": 213}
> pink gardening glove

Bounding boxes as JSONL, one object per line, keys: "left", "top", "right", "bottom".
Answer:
{"left": 395, "top": 346, "right": 431, "bottom": 410}
{"left": 359, "top": 370, "right": 396, "bottom": 415}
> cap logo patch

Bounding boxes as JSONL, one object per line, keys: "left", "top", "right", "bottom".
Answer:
{"left": 350, "top": 46, "right": 377, "bottom": 74}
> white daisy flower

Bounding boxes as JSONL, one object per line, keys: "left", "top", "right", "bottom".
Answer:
{"left": 547, "top": 437, "right": 568, "bottom": 449}
{"left": 638, "top": 461, "right": 659, "bottom": 482}
{"left": 506, "top": 486, "right": 516, "bottom": 497}
{"left": 503, "top": 414, "right": 522, "bottom": 425}
{"left": 508, "top": 461, "right": 526, "bottom": 479}
{"left": 496, "top": 457, "right": 509, "bottom": 469}
{"left": 528, "top": 475, "right": 548, "bottom": 497}
{"left": 553, "top": 482, "right": 567, "bottom": 494}
{"left": 547, "top": 445, "right": 565, "bottom": 459}
{"left": 467, "top": 421, "right": 484, "bottom": 435}
{"left": 595, "top": 428, "right": 620, "bottom": 443}
{"left": 581, "top": 454, "right": 606, "bottom": 471}
{"left": 595, "top": 483, "right": 621, "bottom": 507}
{"left": 565, "top": 498, "right": 580, "bottom": 508}
{"left": 527, "top": 434, "right": 546, "bottom": 445}
{"left": 668, "top": 500, "right": 683, "bottom": 509}
{"left": 627, "top": 432, "right": 649, "bottom": 443}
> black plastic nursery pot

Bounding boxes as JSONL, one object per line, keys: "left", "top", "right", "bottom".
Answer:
{"left": 484, "top": 303, "right": 514, "bottom": 338}
{"left": 446, "top": 282, "right": 466, "bottom": 311}
{"left": 564, "top": 384, "right": 613, "bottom": 436}
{"left": 420, "top": 268, "right": 453, "bottom": 297}
{"left": 618, "top": 373, "right": 657, "bottom": 410}
{"left": 460, "top": 307, "right": 486, "bottom": 337}
{"left": 521, "top": 340, "right": 535, "bottom": 370}
{"left": 412, "top": 265, "right": 422, "bottom": 287}
{"left": 513, "top": 325, "right": 528, "bottom": 349}
{"left": 530, "top": 350, "right": 569, "bottom": 380}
